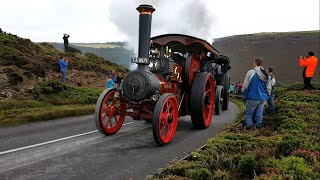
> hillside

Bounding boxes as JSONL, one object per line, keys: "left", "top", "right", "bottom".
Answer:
{"left": 214, "top": 31, "right": 320, "bottom": 85}
{"left": 50, "top": 42, "right": 134, "bottom": 69}
{"left": 0, "top": 30, "right": 128, "bottom": 99}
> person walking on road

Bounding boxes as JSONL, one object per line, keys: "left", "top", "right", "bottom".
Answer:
{"left": 299, "top": 51, "right": 318, "bottom": 90}
{"left": 266, "top": 67, "right": 276, "bottom": 114}
{"left": 242, "top": 58, "right": 268, "bottom": 130}
{"left": 59, "top": 56, "right": 68, "bottom": 82}
{"left": 63, "top": 34, "right": 70, "bottom": 52}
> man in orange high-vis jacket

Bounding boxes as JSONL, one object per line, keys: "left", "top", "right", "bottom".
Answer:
{"left": 299, "top": 51, "right": 318, "bottom": 90}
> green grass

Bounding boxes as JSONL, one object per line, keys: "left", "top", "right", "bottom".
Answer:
{"left": 0, "top": 80, "right": 102, "bottom": 127}
{"left": 152, "top": 83, "right": 320, "bottom": 180}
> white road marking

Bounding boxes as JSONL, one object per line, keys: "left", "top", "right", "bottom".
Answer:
{"left": 0, "top": 122, "right": 135, "bottom": 155}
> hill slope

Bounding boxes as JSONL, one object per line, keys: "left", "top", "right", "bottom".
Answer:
{"left": 0, "top": 30, "right": 128, "bottom": 99}
{"left": 214, "top": 31, "right": 320, "bottom": 85}
{"left": 50, "top": 42, "right": 134, "bottom": 69}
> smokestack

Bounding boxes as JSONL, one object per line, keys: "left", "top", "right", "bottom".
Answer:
{"left": 136, "top": 4, "right": 155, "bottom": 71}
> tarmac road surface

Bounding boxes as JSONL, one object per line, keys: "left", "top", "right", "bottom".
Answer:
{"left": 0, "top": 102, "right": 239, "bottom": 180}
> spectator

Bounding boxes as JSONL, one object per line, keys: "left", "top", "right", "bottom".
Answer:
{"left": 242, "top": 58, "right": 268, "bottom": 130}
{"left": 115, "top": 73, "right": 123, "bottom": 86}
{"left": 63, "top": 34, "right": 70, "bottom": 52}
{"left": 107, "top": 74, "right": 114, "bottom": 89}
{"left": 235, "top": 82, "right": 239, "bottom": 94}
{"left": 58, "top": 56, "right": 68, "bottom": 82}
{"left": 266, "top": 67, "right": 276, "bottom": 114}
{"left": 229, "top": 84, "right": 235, "bottom": 94}
{"left": 299, "top": 51, "right": 318, "bottom": 90}
{"left": 238, "top": 82, "right": 243, "bottom": 94}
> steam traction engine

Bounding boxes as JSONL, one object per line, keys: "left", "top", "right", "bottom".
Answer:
{"left": 95, "top": 4, "right": 231, "bottom": 145}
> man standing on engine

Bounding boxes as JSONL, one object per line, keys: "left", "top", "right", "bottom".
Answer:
{"left": 242, "top": 58, "right": 268, "bottom": 130}
{"left": 299, "top": 51, "right": 318, "bottom": 90}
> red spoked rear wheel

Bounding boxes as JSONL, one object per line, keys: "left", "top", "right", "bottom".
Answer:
{"left": 185, "top": 54, "right": 200, "bottom": 87}
{"left": 190, "top": 73, "right": 215, "bottom": 129}
{"left": 95, "top": 89, "right": 126, "bottom": 135}
{"left": 152, "top": 93, "right": 179, "bottom": 146}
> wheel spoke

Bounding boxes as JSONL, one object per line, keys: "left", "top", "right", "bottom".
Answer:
{"left": 165, "top": 102, "right": 170, "bottom": 113}
{"left": 109, "top": 116, "right": 113, "bottom": 128}
{"left": 205, "top": 89, "right": 211, "bottom": 95}
{"left": 160, "top": 123, "right": 167, "bottom": 136}
{"left": 114, "top": 115, "right": 118, "bottom": 123}
{"left": 102, "top": 113, "right": 107, "bottom": 120}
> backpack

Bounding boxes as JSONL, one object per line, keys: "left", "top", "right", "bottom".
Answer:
{"left": 257, "top": 68, "right": 273, "bottom": 96}
{"left": 266, "top": 75, "right": 275, "bottom": 96}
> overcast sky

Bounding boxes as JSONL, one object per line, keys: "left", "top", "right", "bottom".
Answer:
{"left": 0, "top": 0, "right": 319, "bottom": 43}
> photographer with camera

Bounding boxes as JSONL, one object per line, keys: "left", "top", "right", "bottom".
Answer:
{"left": 299, "top": 51, "right": 318, "bottom": 90}
{"left": 63, "top": 34, "right": 70, "bottom": 52}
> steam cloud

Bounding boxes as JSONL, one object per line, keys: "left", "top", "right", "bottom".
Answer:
{"left": 108, "top": 0, "right": 217, "bottom": 69}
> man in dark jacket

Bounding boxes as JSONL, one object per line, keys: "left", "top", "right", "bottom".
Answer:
{"left": 63, "top": 34, "right": 70, "bottom": 52}
{"left": 242, "top": 58, "right": 268, "bottom": 129}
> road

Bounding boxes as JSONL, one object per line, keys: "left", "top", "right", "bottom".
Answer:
{"left": 0, "top": 102, "right": 239, "bottom": 180}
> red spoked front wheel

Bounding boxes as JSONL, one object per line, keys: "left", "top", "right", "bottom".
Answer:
{"left": 152, "top": 93, "right": 179, "bottom": 146}
{"left": 95, "top": 89, "right": 126, "bottom": 135}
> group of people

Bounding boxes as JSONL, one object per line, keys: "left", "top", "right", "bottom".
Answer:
{"left": 241, "top": 51, "right": 318, "bottom": 130}
{"left": 107, "top": 72, "right": 123, "bottom": 88}
{"left": 229, "top": 82, "right": 243, "bottom": 94}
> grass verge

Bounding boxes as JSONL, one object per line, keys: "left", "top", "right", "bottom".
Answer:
{"left": 151, "top": 82, "right": 320, "bottom": 180}
{"left": 0, "top": 80, "right": 101, "bottom": 127}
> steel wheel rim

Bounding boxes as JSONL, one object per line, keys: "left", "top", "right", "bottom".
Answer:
{"left": 100, "top": 89, "right": 125, "bottom": 134}
{"left": 158, "top": 96, "right": 178, "bottom": 144}
{"left": 203, "top": 76, "right": 214, "bottom": 126}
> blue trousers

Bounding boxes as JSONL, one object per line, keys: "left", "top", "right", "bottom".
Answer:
{"left": 267, "top": 94, "right": 275, "bottom": 113}
{"left": 61, "top": 71, "right": 67, "bottom": 82}
{"left": 245, "top": 100, "right": 266, "bottom": 128}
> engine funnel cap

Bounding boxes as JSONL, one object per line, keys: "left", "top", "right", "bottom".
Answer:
{"left": 137, "top": 4, "right": 155, "bottom": 14}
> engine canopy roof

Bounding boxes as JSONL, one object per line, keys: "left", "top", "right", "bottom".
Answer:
{"left": 150, "top": 34, "right": 220, "bottom": 56}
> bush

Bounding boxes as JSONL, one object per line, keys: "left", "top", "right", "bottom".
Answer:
{"left": 266, "top": 156, "right": 318, "bottom": 179}
{"left": 8, "top": 72, "right": 23, "bottom": 85}
{"left": 32, "top": 80, "right": 68, "bottom": 98}
{"left": 238, "top": 154, "right": 264, "bottom": 178}
{"left": 278, "top": 135, "right": 303, "bottom": 156}
{"left": 185, "top": 168, "right": 213, "bottom": 180}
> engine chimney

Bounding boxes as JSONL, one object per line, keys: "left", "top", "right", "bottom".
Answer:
{"left": 136, "top": 4, "right": 155, "bottom": 71}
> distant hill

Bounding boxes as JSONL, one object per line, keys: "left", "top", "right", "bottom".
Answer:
{"left": 51, "top": 42, "right": 134, "bottom": 69}
{"left": 0, "top": 31, "right": 128, "bottom": 99}
{"left": 214, "top": 31, "right": 320, "bottom": 85}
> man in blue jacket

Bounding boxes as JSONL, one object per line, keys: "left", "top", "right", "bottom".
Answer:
{"left": 242, "top": 58, "right": 268, "bottom": 129}
{"left": 59, "top": 56, "right": 68, "bottom": 82}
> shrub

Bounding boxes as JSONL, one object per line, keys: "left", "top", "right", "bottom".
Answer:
{"left": 238, "top": 154, "right": 264, "bottom": 178}
{"left": 266, "top": 156, "right": 317, "bottom": 179}
{"left": 8, "top": 72, "right": 23, "bottom": 85}
{"left": 278, "top": 135, "right": 303, "bottom": 156}
{"left": 212, "top": 169, "right": 230, "bottom": 180}
{"left": 185, "top": 168, "right": 213, "bottom": 180}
